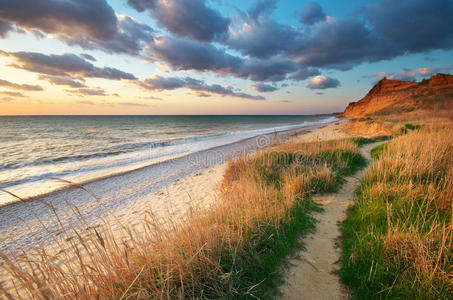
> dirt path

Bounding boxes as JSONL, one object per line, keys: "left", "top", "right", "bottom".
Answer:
{"left": 279, "top": 142, "right": 382, "bottom": 300}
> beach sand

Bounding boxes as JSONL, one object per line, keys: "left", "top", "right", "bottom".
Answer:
{"left": 0, "top": 120, "right": 349, "bottom": 294}
{"left": 0, "top": 122, "right": 342, "bottom": 253}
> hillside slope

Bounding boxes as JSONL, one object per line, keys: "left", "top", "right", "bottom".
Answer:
{"left": 342, "top": 73, "right": 453, "bottom": 118}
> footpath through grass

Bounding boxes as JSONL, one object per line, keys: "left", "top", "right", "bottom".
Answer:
{"left": 341, "top": 126, "right": 453, "bottom": 299}
{"left": 2, "top": 138, "right": 366, "bottom": 299}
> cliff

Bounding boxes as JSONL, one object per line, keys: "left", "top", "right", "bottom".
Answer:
{"left": 342, "top": 73, "right": 453, "bottom": 118}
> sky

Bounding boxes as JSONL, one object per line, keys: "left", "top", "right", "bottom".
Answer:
{"left": 0, "top": 0, "right": 452, "bottom": 115}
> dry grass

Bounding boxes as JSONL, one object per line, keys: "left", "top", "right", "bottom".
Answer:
{"left": 341, "top": 124, "right": 453, "bottom": 299}
{"left": 342, "top": 109, "right": 453, "bottom": 138}
{"left": 1, "top": 139, "right": 365, "bottom": 299}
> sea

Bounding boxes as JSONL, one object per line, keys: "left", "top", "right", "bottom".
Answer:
{"left": 0, "top": 115, "right": 336, "bottom": 205}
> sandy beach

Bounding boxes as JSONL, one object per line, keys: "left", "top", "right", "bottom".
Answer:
{"left": 0, "top": 121, "right": 346, "bottom": 255}
{"left": 0, "top": 120, "right": 351, "bottom": 298}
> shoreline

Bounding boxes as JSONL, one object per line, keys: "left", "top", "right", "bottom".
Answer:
{"left": 0, "top": 121, "right": 343, "bottom": 253}
{"left": 0, "top": 119, "right": 335, "bottom": 207}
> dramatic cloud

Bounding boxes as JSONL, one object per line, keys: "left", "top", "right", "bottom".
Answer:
{"left": 148, "top": 36, "right": 297, "bottom": 82}
{"left": 290, "top": 18, "right": 391, "bottom": 70}
{"left": 58, "top": 15, "right": 154, "bottom": 56}
{"left": 0, "top": 1, "right": 153, "bottom": 56}
{"left": 147, "top": 36, "right": 241, "bottom": 73}
{"left": 38, "top": 75, "right": 86, "bottom": 88}
{"left": 227, "top": 1, "right": 297, "bottom": 59}
{"left": 250, "top": 83, "right": 278, "bottom": 92}
{"left": 307, "top": 75, "right": 340, "bottom": 89}
{"left": 300, "top": 2, "right": 326, "bottom": 25}
{"left": 2, "top": 0, "right": 452, "bottom": 102}
{"left": 363, "top": 0, "right": 453, "bottom": 53}
{"left": 2, "top": 51, "right": 136, "bottom": 80}
{"left": 0, "top": 0, "right": 117, "bottom": 40}
{"left": 138, "top": 75, "right": 265, "bottom": 100}
{"left": 128, "top": 0, "right": 229, "bottom": 42}
{"left": 0, "top": 78, "right": 43, "bottom": 91}
{"left": 227, "top": 18, "right": 298, "bottom": 59}
{"left": 227, "top": 0, "right": 453, "bottom": 71}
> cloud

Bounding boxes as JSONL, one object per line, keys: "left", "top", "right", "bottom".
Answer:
{"left": 363, "top": 0, "right": 453, "bottom": 53}
{"left": 417, "top": 67, "right": 453, "bottom": 76}
{"left": 0, "top": 0, "right": 117, "bottom": 40}
{"left": 138, "top": 75, "right": 265, "bottom": 100}
{"left": 226, "top": 0, "right": 453, "bottom": 72}
{"left": 1, "top": 0, "right": 452, "bottom": 94}
{"left": 3, "top": 51, "right": 136, "bottom": 80}
{"left": 118, "top": 102, "right": 150, "bottom": 107}
{"left": 290, "top": 18, "right": 390, "bottom": 70}
{"left": 140, "top": 96, "right": 163, "bottom": 101}
{"left": 58, "top": 15, "right": 154, "bottom": 56}
{"left": 38, "top": 75, "right": 86, "bottom": 88}
{"left": 368, "top": 66, "right": 453, "bottom": 82}
{"left": 0, "top": 21, "right": 13, "bottom": 37}
{"left": 0, "top": 1, "right": 153, "bottom": 56}
{"left": 300, "top": 2, "right": 326, "bottom": 25}
{"left": 147, "top": 36, "right": 242, "bottom": 72}
{"left": 0, "top": 96, "right": 14, "bottom": 102}
{"left": 128, "top": 0, "right": 229, "bottom": 42}
{"left": 139, "top": 76, "right": 186, "bottom": 90}
{"left": 250, "top": 83, "right": 277, "bottom": 92}
{"left": 227, "top": 13, "right": 298, "bottom": 59}
{"left": 248, "top": 0, "right": 278, "bottom": 20}
{"left": 68, "top": 87, "right": 106, "bottom": 96}
{"left": 307, "top": 75, "right": 340, "bottom": 89}
{"left": 80, "top": 53, "right": 96, "bottom": 61}
{"left": 77, "top": 100, "right": 95, "bottom": 105}
{"left": 0, "top": 78, "right": 43, "bottom": 91}
{"left": 0, "top": 91, "right": 26, "bottom": 97}
{"left": 236, "top": 58, "right": 297, "bottom": 82}
{"left": 387, "top": 70, "right": 417, "bottom": 81}
{"left": 148, "top": 37, "right": 242, "bottom": 73}
{"left": 148, "top": 36, "right": 297, "bottom": 82}
{"left": 289, "top": 67, "right": 320, "bottom": 81}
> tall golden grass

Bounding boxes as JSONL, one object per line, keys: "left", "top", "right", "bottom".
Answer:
{"left": 1, "top": 139, "right": 364, "bottom": 299}
{"left": 341, "top": 125, "right": 453, "bottom": 299}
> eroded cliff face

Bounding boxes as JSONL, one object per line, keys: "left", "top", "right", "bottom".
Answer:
{"left": 342, "top": 73, "right": 453, "bottom": 118}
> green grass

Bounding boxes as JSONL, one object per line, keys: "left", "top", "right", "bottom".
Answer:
{"left": 340, "top": 128, "right": 452, "bottom": 299}
{"left": 218, "top": 198, "right": 321, "bottom": 298}
{"left": 223, "top": 143, "right": 368, "bottom": 298}
{"left": 351, "top": 136, "right": 390, "bottom": 147}
{"left": 404, "top": 123, "right": 422, "bottom": 130}
{"left": 370, "top": 143, "right": 387, "bottom": 159}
